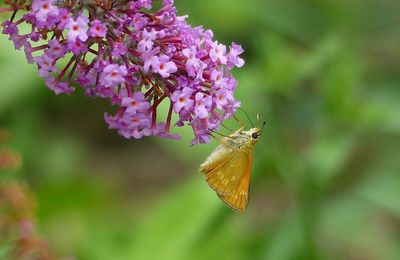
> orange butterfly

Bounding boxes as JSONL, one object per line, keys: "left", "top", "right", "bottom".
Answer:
{"left": 199, "top": 123, "right": 264, "bottom": 212}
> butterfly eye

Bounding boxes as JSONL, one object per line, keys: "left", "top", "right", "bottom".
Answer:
{"left": 252, "top": 132, "right": 259, "bottom": 139}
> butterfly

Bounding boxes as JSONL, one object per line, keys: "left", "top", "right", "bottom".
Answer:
{"left": 199, "top": 122, "right": 264, "bottom": 212}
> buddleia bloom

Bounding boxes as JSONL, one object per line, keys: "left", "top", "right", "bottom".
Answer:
{"left": 1, "top": 0, "right": 245, "bottom": 144}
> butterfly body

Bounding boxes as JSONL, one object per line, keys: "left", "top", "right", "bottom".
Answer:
{"left": 200, "top": 127, "right": 262, "bottom": 212}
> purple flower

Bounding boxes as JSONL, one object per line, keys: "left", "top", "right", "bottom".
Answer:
{"left": 100, "top": 64, "right": 128, "bottom": 88}
{"left": 0, "top": 0, "right": 245, "bottom": 144}
{"left": 45, "top": 77, "right": 74, "bottom": 95}
{"left": 137, "top": 29, "right": 157, "bottom": 53}
{"left": 88, "top": 19, "right": 107, "bottom": 38}
{"left": 131, "top": 0, "right": 153, "bottom": 11}
{"left": 112, "top": 42, "right": 128, "bottom": 57}
{"left": 210, "top": 69, "right": 225, "bottom": 88}
{"left": 171, "top": 87, "right": 195, "bottom": 113}
{"left": 182, "top": 47, "right": 204, "bottom": 78}
{"left": 10, "top": 34, "right": 27, "bottom": 50}
{"left": 152, "top": 123, "right": 181, "bottom": 140}
{"left": 190, "top": 118, "right": 215, "bottom": 145}
{"left": 130, "top": 13, "right": 147, "bottom": 30}
{"left": 142, "top": 47, "right": 160, "bottom": 72}
{"left": 151, "top": 55, "right": 177, "bottom": 78}
{"left": 194, "top": 92, "right": 212, "bottom": 119}
{"left": 228, "top": 43, "right": 245, "bottom": 68}
{"left": 66, "top": 15, "right": 89, "bottom": 43}
{"left": 214, "top": 89, "right": 232, "bottom": 110}
{"left": 67, "top": 39, "right": 88, "bottom": 55}
{"left": 131, "top": 127, "right": 152, "bottom": 139}
{"left": 122, "top": 113, "right": 151, "bottom": 129}
{"left": 1, "top": 21, "right": 18, "bottom": 35}
{"left": 121, "top": 93, "right": 151, "bottom": 114}
{"left": 23, "top": 42, "right": 34, "bottom": 64}
{"left": 46, "top": 40, "right": 66, "bottom": 59}
{"left": 34, "top": 55, "right": 57, "bottom": 77}
{"left": 31, "top": 0, "right": 59, "bottom": 23}
{"left": 210, "top": 42, "right": 227, "bottom": 64}
{"left": 57, "top": 9, "right": 70, "bottom": 30}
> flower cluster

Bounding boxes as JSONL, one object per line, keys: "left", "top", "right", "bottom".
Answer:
{"left": 1, "top": 0, "right": 244, "bottom": 144}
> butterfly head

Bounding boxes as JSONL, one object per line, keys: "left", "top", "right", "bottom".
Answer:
{"left": 246, "top": 122, "right": 266, "bottom": 143}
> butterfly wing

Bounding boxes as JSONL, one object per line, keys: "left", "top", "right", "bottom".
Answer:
{"left": 200, "top": 145, "right": 248, "bottom": 195}
{"left": 217, "top": 150, "right": 253, "bottom": 212}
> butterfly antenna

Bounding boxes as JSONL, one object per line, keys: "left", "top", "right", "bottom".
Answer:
{"left": 261, "top": 121, "right": 266, "bottom": 132}
{"left": 237, "top": 108, "right": 254, "bottom": 128}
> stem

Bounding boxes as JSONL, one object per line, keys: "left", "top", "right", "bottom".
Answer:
{"left": 125, "top": 83, "right": 132, "bottom": 97}
{"left": 152, "top": 95, "right": 166, "bottom": 108}
{"left": 56, "top": 57, "right": 76, "bottom": 82}
{"left": 151, "top": 95, "right": 159, "bottom": 128}
{"left": 158, "top": 37, "right": 181, "bottom": 44}
{"left": 128, "top": 48, "right": 141, "bottom": 57}
{"left": 0, "top": 7, "right": 15, "bottom": 13}
{"left": 66, "top": 58, "right": 80, "bottom": 84}
{"left": 88, "top": 48, "right": 98, "bottom": 55}
{"left": 149, "top": 80, "right": 163, "bottom": 96}
{"left": 144, "top": 87, "right": 153, "bottom": 99}
{"left": 10, "top": 10, "right": 17, "bottom": 22}
{"left": 155, "top": 4, "right": 173, "bottom": 16}
{"left": 106, "top": 11, "right": 123, "bottom": 24}
{"left": 166, "top": 102, "right": 174, "bottom": 132}
{"left": 31, "top": 44, "right": 49, "bottom": 52}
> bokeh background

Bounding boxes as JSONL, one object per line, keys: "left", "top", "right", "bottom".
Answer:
{"left": 1, "top": 0, "right": 400, "bottom": 259}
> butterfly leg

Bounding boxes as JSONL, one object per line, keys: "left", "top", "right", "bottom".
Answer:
{"left": 233, "top": 115, "right": 245, "bottom": 128}
{"left": 221, "top": 122, "right": 234, "bottom": 133}
{"left": 210, "top": 132, "right": 235, "bottom": 145}
{"left": 210, "top": 133, "right": 226, "bottom": 145}
{"left": 232, "top": 115, "right": 246, "bottom": 133}
{"left": 211, "top": 130, "right": 234, "bottom": 139}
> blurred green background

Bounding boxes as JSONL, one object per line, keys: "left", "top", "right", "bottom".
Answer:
{"left": 1, "top": 0, "right": 400, "bottom": 259}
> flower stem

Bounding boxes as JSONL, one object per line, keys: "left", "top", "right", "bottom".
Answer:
{"left": 0, "top": 7, "right": 15, "bottom": 13}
